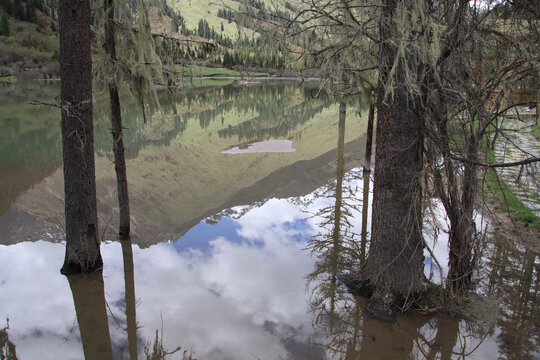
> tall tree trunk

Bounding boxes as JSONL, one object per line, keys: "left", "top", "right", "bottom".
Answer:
{"left": 363, "top": 103, "right": 375, "bottom": 173}
{"left": 59, "top": 0, "right": 102, "bottom": 274}
{"left": 447, "top": 136, "right": 479, "bottom": 293}
{"left": 446, "top": 191, "right": 475, "bottom": 292}
{"left": 104, "top": 0, "right": 130, "bottom": 238}
{"left": 361, "top": 0, "right": 425, "bottom": 320}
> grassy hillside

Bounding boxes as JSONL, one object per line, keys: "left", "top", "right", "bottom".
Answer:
{"left": 169, "top": 0, "right": 249, "bottom": 39}
{"left": 0, "top": 16, "right": 58, "bottom": 76}
{"left": 0, "top": 0, "right": 297, "bottom": 75}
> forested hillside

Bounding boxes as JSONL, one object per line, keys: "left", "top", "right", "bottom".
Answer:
{"left": 0, "top": 0, "right": 302, "bottom": 77}
{"left": 0, "top": 0, "right": 59, "bottom": 76}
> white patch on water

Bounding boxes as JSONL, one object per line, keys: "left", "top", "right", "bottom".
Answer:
{"left": 221, "top": 140, "right": 296, "bottom": 154}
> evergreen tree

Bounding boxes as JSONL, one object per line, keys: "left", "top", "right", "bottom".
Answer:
{"left": 0, "top": 9, "right": 9, "bottom": 36}
{"left": 13, "top": 0, "right": 24, "bottom": 20}
{"left": 0, "top": 0, "right": 13, "bottom": 15}
{"left": 171, "top": 15, "right": 179, "bottom": 32}
{"left": 223, "top": 49, "right": 231, "bottom": 68}
{"left": 25, "top": 0, "right": 37, "bottom": 23}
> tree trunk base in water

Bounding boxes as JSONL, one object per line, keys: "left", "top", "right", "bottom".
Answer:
{"left": 366, "top": 288, "right": 398, "bottom": 321}
{"left": 60, "top": 257, "right": 103, "bottom": 275}
{"left": 339, "top": 273, "right": 432, "bottom": 322}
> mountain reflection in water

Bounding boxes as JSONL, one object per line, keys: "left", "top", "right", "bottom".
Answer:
{"left": 0, "top": 81, "right": 538, "bottom": 359}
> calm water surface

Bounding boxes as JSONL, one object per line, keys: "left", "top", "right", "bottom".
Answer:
{"left": 0, "top": 81, "right": 538, "bottom": 359}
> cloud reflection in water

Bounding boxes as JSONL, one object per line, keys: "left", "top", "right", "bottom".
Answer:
{"left": 0, "top": 196, "right": 327, "bottom": 360}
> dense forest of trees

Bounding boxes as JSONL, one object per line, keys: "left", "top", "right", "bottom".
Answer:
{"left": 0, "top": 0, "right": 43, "bottom": 23}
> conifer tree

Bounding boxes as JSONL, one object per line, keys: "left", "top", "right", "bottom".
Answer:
{"left": 25, "top": 0, "right": 36, "bottom": 23}
{"left": 13, "top": 0, "right": 24, "bottom": 20}
{"left": 0, "top": 9, "right": 9, "bottom": 36}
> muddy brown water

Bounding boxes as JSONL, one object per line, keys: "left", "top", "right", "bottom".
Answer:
{"left": 0, "top": 81, "right": 538, "bottom": 359}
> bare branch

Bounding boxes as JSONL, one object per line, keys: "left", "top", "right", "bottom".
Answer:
{"left": 450, "top": 154, "right": 540, "bottom": 168}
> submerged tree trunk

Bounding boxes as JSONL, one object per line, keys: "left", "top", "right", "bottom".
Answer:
{"left": 59, "top": 0, "right": 102, "bottom": 274}
{"left": 360, "top": 0, "right": 425, "bottom": 320}
{"left": 104, "top": 0, "right": 130, "bottom": 238}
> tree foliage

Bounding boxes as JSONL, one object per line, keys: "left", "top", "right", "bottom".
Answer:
{"left": 0, "top": 8, "right": 9, "bottom": 35}
{"left": 291, "top": 0, "right": 539, "bottom": 307}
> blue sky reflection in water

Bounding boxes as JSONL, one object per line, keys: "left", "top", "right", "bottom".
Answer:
{"left": 0, "top": 82, "right": 538, "bottom": 360}
{"left": 0, "top": 173, "right": 514, "bottom": 360}
{"left": 0, "top": 194, "right": 328, "bottom": 359}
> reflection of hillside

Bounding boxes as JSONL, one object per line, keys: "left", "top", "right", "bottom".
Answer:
{"left": 0, "top": 82, "right": 327, "bottom": 216}
{"left": 93, "top": 83, "right": 328, "bottom": 159}
{"left": 204, "top": 136, "right": 365, "bottom": 228}
{"left": 0, "top": 161, "right": 60, "bottom": 216}
{"left": 1, "top": 82, "right": 366, "bottom": 248}
{"left": 3, "top": 117, "right": 365, "bottom": 248}
{"left": 0, "top": 85, "right": 62, "bottom": 215}
{"left": 217, "top": 101, "right": 329, "bottom": 142}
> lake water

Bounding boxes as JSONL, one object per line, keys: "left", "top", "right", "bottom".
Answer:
{"left": 0, "top": 80, "right": 538, "bottom": 359}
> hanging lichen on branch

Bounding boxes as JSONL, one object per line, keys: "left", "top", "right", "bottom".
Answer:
{"left": 93, "top": 0, "right": 165, "bottom": 119}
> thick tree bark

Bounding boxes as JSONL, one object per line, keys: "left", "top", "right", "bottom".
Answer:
{"left": 59, "top": 0, "right": 102, "bottom": 274}
{"left": 104, "top": 0, "right": 130, "bottom": 238}
{"left": 360, "top": 0, "right": 425, "bottom": 320}
{"left": 447, "top": 139, "right": 478, "bottom": 293}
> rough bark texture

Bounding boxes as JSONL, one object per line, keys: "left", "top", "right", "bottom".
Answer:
{"left": 446, "top": 139, "right": 478, "bottom": 293}
{"left": 59, "top": 0, "right": 102, "bottom": 275}
{"left": 104, "top": 0, "right": 130, "bottom": 238}
{"left": 360, "top": 0, "right": 425, "bottom": 320}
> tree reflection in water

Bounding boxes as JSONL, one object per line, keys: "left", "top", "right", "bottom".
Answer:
{"left": 303, "top": 108, "right": 537, "bottom": 359}
{"left": 66, "top": 237, "right": 193, "bottom": 360}
{"left": 66, "top": 271, "right": 114, "bottom": 360}
{"left": 120, "top": 238, "right": 139, "bottom": 360}
{"left": 307, "top": 201, "right": 538, "bottom": 359}
{"left": 485, "top": 234, "right": 539, "bottom": 360}
{"left": 1, "top": 319, "right": 18, "bottom": 360}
